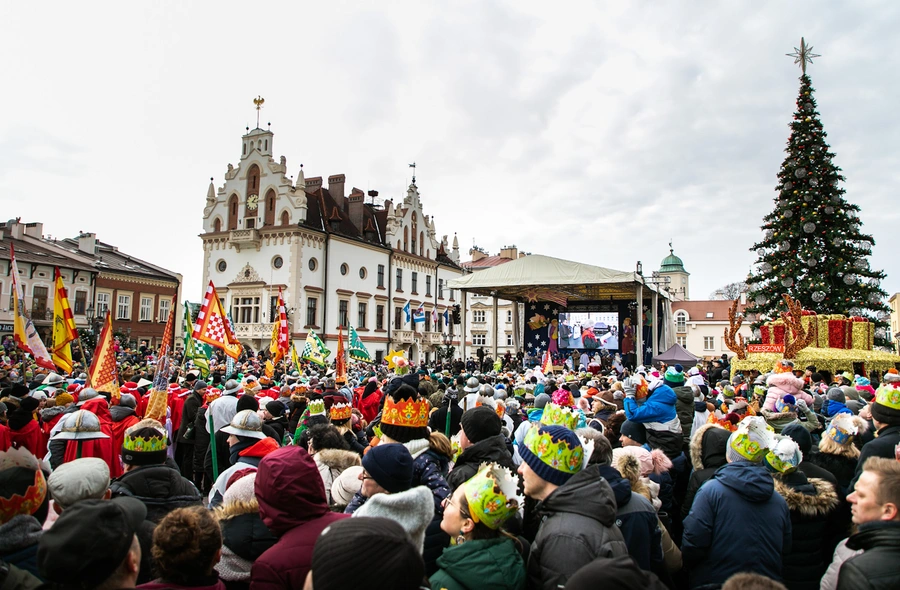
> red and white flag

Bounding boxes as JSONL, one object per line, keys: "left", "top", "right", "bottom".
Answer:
{"left": 9, "top": 244, "right": 54, "bottom": 369}
{"left": 193, "top": 281, "right": 241, "bottom": 359}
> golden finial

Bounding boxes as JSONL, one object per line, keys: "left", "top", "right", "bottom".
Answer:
{"left": 253, "top": 96, "right": 265, "bottom": 128}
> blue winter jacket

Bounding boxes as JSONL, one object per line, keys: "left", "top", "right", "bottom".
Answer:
{"left": 597, "top": 465, "right": 663, "bottom": 572}
{"left": 682, "top": 461, "right": 792, "bottom": 588}
{"left": 624, "top": 384, "right": 678, "bottom": 425}
{"left": 823, "top": 399, "right": 852, "bottom": 418}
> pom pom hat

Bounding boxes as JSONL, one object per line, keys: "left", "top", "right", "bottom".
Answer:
{"left": 764, "top": 436, "right": 802, "bottom": 475}
{"left": 664, "top": 365, "right": 686, "bottom": 386}
{"left": 519, "top": 424, "right": 584, "bottom": 486}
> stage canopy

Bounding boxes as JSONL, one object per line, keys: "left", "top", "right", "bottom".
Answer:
{"left": 446, "top": 254, "right": 664, "bottom": 302}
{"left": 652, "top": 343, "right": 700, "bottom": 365}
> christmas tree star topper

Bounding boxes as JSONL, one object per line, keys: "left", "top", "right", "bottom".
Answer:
{"left": 786, "top": 37, "right": 821, "bottom": 75}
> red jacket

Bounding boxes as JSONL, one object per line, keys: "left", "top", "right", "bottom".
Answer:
{"left": 64, "top": 398, "right": 123, "bottom": 477}
{"left": 11, "top": 419, "right": 44, "bottom": 459}
{"left": 353, "top": 386, "right": 383, "bottom": 424}
{"left": 250, "top": 446, "right": 348, "bottom": 590}
{"left": 0, "top": 423, "right": 11, "bottom": 452}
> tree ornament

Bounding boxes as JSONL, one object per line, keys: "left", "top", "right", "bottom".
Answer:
{"left": 783, "top": 210, "right": 793, "bottom": 218}
{"left": 803, "top": 222, "right": 816, "bottom": 233}
{"left": 807, "top": 258, "right": 817, "bottom": 267}
{"left": 779, "top": 241, "right": 790, "bottom": 252}
{"left": 755, "top": 294, "right": 767, "bottom": 305}
{"left": 824, "top": 206, "right": 834, "bottom": 215}
{"left": 843, "top": 274, "right": 857, "bottom": 285}
{"left": 809, "top": 178, "right": 818, "bottom": 187}
{"left": 794, "top": 168, "right": 807, "bottom": 178}
{"left": 833, "top": 237, "right": 843, "bottom": 247}
{"left": 812, "top": 291, "right": 825, "bottom": 303}
{"left": 782, "top": 277, "right": 794, "bottom": 287}
{"left": 760, "top": 262, "right": 772, "bottom": 273}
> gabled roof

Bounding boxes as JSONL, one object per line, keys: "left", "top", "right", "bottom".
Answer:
{"left": 0, "top": 234, "right": 95, "bottom": 273}
{"left": 300, "top": 186, "right": 388, "bottom": 247}
{"left": 461, "top": 255, "right": 515, "bottom": 269}
{"left": 672, "top": 300, "right": 746, "bottom": 321}
{"left": 56, "top": 237, "right": 180, "bottom": 282}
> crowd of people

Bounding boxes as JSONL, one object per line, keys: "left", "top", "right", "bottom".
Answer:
{"left": 1, "top": 341, "right": 899, "bottom": 590}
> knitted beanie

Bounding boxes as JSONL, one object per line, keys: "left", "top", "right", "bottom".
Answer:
{"left": 122, "top": 426, "right": 167, "bottom": 466}
{"left": 362, "top": 444, "right": 413, "bottom": 493}
{"left": 331, "top": 466, "right": 364, "bottom": 507}
{"left": 353, "top": 486, "right": 434, "bottom": 554}
{"left": 519, "top": 424, "right": 584, "bottom": 486}
{"left": 460, "top": 406, "right": 502, "bottom": 444}
{"left": 620, "top": 420, "right": 647, "bottom": 445}
{"left": 55, "top": 393, "right": 74, "bottom": 407}
{"left": 826, "top": 387, "right": 845, "bottom": 403}
{"left": 664, "top": 365, "right": 685, "bottom": 386}
{"left": 310, "top": 517, "right": 424, "bottom": 590}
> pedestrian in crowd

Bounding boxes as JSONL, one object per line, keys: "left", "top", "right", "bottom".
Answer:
{"left": 176, "top": 380, "right": 207, "bottom": 481}
{"left": 46, "top": 457, "right": 111, "bottom": 514}
{"left": 306, "top": 423, "right": 360, "bottom": 505}
{"left": 447, "top": 405, "right": 516, "bottom": 490}
{"left": 681, "top": 423, "right": 731, "bottom": 519}
{"left": 806, "top": 413, "right": 868, "bottom": 495}
{"left": 208, "top": 410, "right": 279, "bottom": 507}
{"left": 849, "top": 370, "right": 900, "bottom": 489}
{"left": 138, "top": 506, "right": 225, "bottom": 590}
{"left": 0, "top": 447, "right": 48, "bottom": 579}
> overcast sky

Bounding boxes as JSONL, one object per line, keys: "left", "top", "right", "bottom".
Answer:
{"left": 2, "top": 1, "right": 898, "bottom": 303}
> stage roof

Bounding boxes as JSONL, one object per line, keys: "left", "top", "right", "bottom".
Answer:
{"left": 446, "top": 254, "right": 667, "bottom": 303}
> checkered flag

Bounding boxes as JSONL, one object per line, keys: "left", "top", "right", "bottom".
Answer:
{"left": 192, "top": 281, "right": 241, "bottom": 359}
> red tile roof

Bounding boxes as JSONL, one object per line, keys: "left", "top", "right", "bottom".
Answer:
{"left": 672, "top": 300, "right": 747, "bottom": 321}
{"left": 461, "top": 256, "right": 515, "bottom": 269}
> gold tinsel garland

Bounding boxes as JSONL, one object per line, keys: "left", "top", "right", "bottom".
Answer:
{"left": 732, "top": 348, "right": 900, "bottom": 374}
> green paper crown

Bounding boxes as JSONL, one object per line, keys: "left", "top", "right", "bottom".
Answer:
{"left": 876, "top": 384, "right": 900, "bottom": 410}
{"left": 463, "top": 463, "right": 522, "bottom": 530}
{"left": 524, "top": 425, "right": 584, "bottom": 477}
{"left": 729, "top": 417, "right": 774, "bottom": 462}
{"left": 308, "top": 399, "right": 326, "bottom": 416}
{"left": 123, "top": 433, "right": 167, "bottom": 453}
{"left": 539, "top": 403, "right": 578, "bottom": 430}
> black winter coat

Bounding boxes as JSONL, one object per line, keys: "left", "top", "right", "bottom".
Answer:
{"left": 837, "top": 521, "right": 900, "bottom": 590}
{"left": 682, "top": 424, "right": 730, "bottom": 520}
{"left": 773, "top": 472, "right": 840, "bottom": 590}
{"left": 807, "top": 450, "right": 858, "bottom": 496}
{"left": 672, "top": 385, "right": 695, "bottom": 448}
{"left": 193, "top": 407, "right": 211, "bottom": 476}
{"left": 177, "top": 390, "right": 203, "bottom": 444}
{"left": 110, "top": 461, "right": 203, "bottom": 524}
{"left": 850, "top": 424, "right": 900, "bottom": 490}
{"left": 446, "top": 434, "right": 515, "bottom": 491}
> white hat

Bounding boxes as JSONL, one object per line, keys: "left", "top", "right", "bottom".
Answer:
{"left": 47, "top": 458, "right": 110, "bottom": 509}
{"left": 221, "top": 409, "right": 266, "bottom": 440}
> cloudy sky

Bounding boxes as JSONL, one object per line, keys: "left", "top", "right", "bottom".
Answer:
{"left": 2, "top": 1, "right": 898, "bottom": 303}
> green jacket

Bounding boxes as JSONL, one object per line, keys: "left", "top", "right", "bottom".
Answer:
{"left": 429, "top": 538, "right": 526, "bottom": 590}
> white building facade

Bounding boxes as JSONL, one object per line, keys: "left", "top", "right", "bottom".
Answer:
{"left": 200, "top": 125, "right": 464, "bottom": 364}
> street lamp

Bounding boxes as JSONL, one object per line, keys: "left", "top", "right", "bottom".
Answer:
{"left": 86, "top": 304, "right": 94, "bottom": 325}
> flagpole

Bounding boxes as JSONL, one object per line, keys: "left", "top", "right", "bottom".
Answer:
{"left": 73, "top": 337, "right": 89, "bottom": 378}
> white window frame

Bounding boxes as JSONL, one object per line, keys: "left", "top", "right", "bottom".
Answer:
{"left": 703, "top": 336, "right": 715, "bottom": 351}
{"left": 506, "top": 333, "right": 513, "bottom": 346}
{"left": 473, "top": 310, "right": 486, "bottom": 323}
{"left": 139, "top": 296, "right": 153, "bottom": 321}
{"left": 473, "top": 333, "right": 486, "bottom": 346}
{"left": 675, "top": 311, "right": 687, "bottom": 333}
{"left": 677, "top": 335, "right": 687, "bottom": 347}
{"left": 96, "top": 292, "right": 111, "bottom": 316}
{"left": 158, "top": 298, "right": 171, "bottom": 323}
{"left": 117, "top": 294, "right": 131, "bottom": 320}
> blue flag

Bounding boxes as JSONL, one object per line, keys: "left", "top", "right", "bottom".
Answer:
{"left": 443, "top": 309, "right": 450, "bottom": 327}
{"left": 403, "top": 302, "right": 411, "bottom": 324}
{"left": 413, "top": 304, "right": 426, "bottom": 324}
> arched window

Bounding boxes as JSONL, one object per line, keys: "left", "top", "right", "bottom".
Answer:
{"left": 675, "top": 311, "right": 687, "bottom": 333}
{"left": 281, "top": 211, "right": 290, "bottom": 226}
{"left": 228, "top": 195, "right": 239, "bottom": 230}
{"left": 213, "top": 218, "right": 222, "bottom": 232}
{"left": 403, "top": 227, "right": 409, "bottom": 252}
{"left": 264, "top": 189, "right": 276, "bottom": 226}
{"left": 419, "top": 231, "right": 424, "bottom": 256}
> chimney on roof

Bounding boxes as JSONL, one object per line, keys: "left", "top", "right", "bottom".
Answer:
{"left": 499, "top": 245, "right": 518, "bottom": 260}
{"left": 348, "top": 188, "right": 365, "bottom": 235}
{"left": 8, "top": 219, "right": 24, "bottom": 240}
{"left": 469, "top": 247, "right": 486, "bottom": 263}
{"left": 23, "top": 222, "right": 44, "bottom": 239}
{"left": 78, "top": 232, "right": 97, "bottom": 255}
{"left": 306, "top": 177, "right": 322, "bottom": 192}
{"left": 328, "top": 174, "right": 345, "bottom": 202}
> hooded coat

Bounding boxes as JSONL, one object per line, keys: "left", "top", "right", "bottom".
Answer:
{"left": 764, "top": 373, "right": 813, "bottom": 412}
{"left": 215, "top": 499, "right": 277, "bottom": 590}
{"left": 9, "top": 408, "right": 43, "bottom": 459}
{"left": 447, "top": 434, "right": 516, "bottom": 491}
{"left": 682, "top": 461, "right": 792, "bottom": 588}
{"left": 596, "top": 464, "right": 663, "bottom": 573}
{"left": 836, "top": 521, "right": 900, "bottom": 590}
{"left": 671, "top": 384, "right": 695, "bottom": 448}
{"left": 40, "top": 405, "right": 67, "bottom": 449}
{"left": 681, "top": 423, "right": 731, "bottom": 520}
{"left": 251, "top": 446, "right": 348, "bottom": 590}
{"left": 109, "top": 404, "right": 140, "bottom": 456}
{"left": 429, "top": 537, "right": 526, "bottom": 590}
{"left": 313, "top": 448, "right": 361, "bottom": 505}
{"left": 527, "top": 464, "right": 629, "bottom": 590}
{"left": 109, "top": 459, "right": 203, "bottom": 523}
{"left": 771, "top": 472, "right": 839, "bottom": 590}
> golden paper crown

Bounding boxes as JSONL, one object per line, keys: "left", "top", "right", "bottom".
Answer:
{"left": 330, "top": 402, "right": 352, "bottom": 421}
{"left": 540, "top": 403, "right": 578, "bottom": 430}
{"left": 381, "top": 396, "right": 430, "bottom": 428}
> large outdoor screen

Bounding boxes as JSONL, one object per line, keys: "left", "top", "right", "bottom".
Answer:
{"left": 558, "top": 312, "right": 619, "bottom": 350}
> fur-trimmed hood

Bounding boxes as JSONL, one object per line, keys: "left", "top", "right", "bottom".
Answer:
{"left": 215, "top": 498, "right": 259, "bottom": 521}
{"left": 689, "top": 423, "right": 730, "bottom": 471}
{"left": 766, "top": 372, "right": 805, "bottom": 393}
{"left": 315, "top": 448, "right": 361, "bottom": 472}
{"left": 40, "top": 405, "right": 68, "bottom": 422}
{"left": 774, "top": 476, "right": 839, "bottom": 517}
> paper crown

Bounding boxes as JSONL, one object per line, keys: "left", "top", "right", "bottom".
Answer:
{"left": 523, "top": 424, "right": 584, "bottom": 477}
{"left": 540, "top": 403, "right": 579, "bottom": 430}
{"left": 123, "top": 429, "right": 167, "bottom": 453}
{"left": 381, "top": 396, "right": 429, "bottom": 428}
{"left": 775, "top": 396, "right": 797, "bottom": 413}
{"left": 730, "top": 416, "right": 775, "bottom": 462}
{"left": 764, "top": 437, "right": 802, "bottom": 475}
{"left": 308, "top": 399, "right": 326, "bottom": 416}
{"left": 0, "top": 468, "right": 47, "bottom": 525}
{"left": 635, "top": 376, "right": 649, "bottom": 400}
{"left": 551, "top": 389, "right": 574, "bottom": 408}
{"left": 875, "top": 383, "right": 900, "bottom": 410}
{"left": 773, "top": 359, "right": 795, "bottom": 374}
{"left": 463, "top": 463, "right": 522, "bottom": 530}
{"left": 330, "top": 402, "right": 352, "bottom": 421}
{"left": 827, "top": 414, "right": 861, "bottom": 445}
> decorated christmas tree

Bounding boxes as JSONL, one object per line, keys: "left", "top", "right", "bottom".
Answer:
{"left": 745, "top": 39, "right": 890, "bottom": 347}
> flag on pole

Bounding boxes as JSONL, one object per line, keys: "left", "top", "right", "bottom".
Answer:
{"left": 182, "top": 303, "right": 210, "bottom": 378}
{"left": 413, "top": 304, "right": 425, "bottom": 324}
{"left": 301, "top": 330, "right": 330, "bottom": 367}
{"left": 150, "top": 294, "right": 179, "bottom": 392}
{"left": 193, "top": 281, "right": 241, "bottom": 359}
{"left": 51, "top": 267, "right": 79, "bottom": 373}
{"left": 431, "top": 308, "right": 438, "bottom": 326}
{"left": 88, "top": 311, "right": 120, "bottom": 400}
{"left": 335, "top": 326, "right": 348, "bottom": 382}
{"left": 290, "top": 342, "right": 302, "bottom": 374}
{"left": 9, "top": 244, "right": 54, "bottom": 369}
{"left": 265, "top": 359, "right": 275, "bottom": 378}
{"left": 268, "top": 288, "right": 289, "bottom": 362}
{"left": 403, "top": 302, "right": 411, "bottom": 324}
{"left": 348, "top": 325, "right": 371, "bottom": 362}
{"left": 443, "top": 309, "right": 450, "bottom": 328}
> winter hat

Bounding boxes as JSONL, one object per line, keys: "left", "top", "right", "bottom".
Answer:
{"left": 55, "top": 392, "right": 75, "bottom": 406}
{"left": 776, "top": 394, "right": 797, "bottom": 413}
{"left": 726, "top": 416, "right": 774, "bottom": 463}
{"left": 236, "top": 395, "right": 259, "bottom": 412}
{"left": 620, "top": 420, "right": 647, "bottom": 445}
{"left": 540, "top": 403, "right": 579, "bottom": 430}
{"left": 664, "top": 365, "right": 686, "bottom": 386}
{"left": 122, "top": 424, "right": 168, "bottom": 466}
{"left": 460, "top": 406, "right": 502, "bottom": 444}
{"left": 883, "top": 368, "right": 900, "bottom": 383}
{"left": 826, "top": 387, "right": 845, "bottom": 403}
{"left": 362, "top": 443, "right": 414, "bottom": 493}
{"left": 781, "top": 423, "right": 812, "bottom": 455}
{"left": 331, "top": 465, "right": 364, "bottom": 507}
{"left": 824, "top": 413, "right": 867, "bottom": 446}
{"left": 354, "top": 486, "right": 434, "bottom": 553}
{"left": 222, "top": 471, "right": 257, "bottom": 506}
{"left": 311, "top": 517, "right": 425, "bottom": 590}
{"left": 222, "top": 409, "right": 267, "bottom": 440}
{"left": 565, "top": 554, "right": 669, "bottom": 590}
{"left": 613, "top": 446, "right": 672, "bottom": 477}
{"left": 265, "top": 400, "right": 285, "bottom": 418}
{"left": 533, "top": 392, "right": 551, "bottom": 409}
{"left": 519, "top": 424, "right": 584, "bottom": 486}
{"left": 763, "top": 436, "right": 802, "bottom": 475}
{"left": 872, "top": 381, "right": 900, "bottom": 425}
{"left": 379, "top": 386, "right": 430, "bottom": 443}
{"left": 119, "top": 393, "right": 137, "bottom": 409}
{"left": 47, "top": 458, "right": 110, "bottom": 509}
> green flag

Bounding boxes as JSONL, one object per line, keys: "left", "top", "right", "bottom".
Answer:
{"left": 348, "top": 325, "right": 371, "bottom": 362}
{"left": 183, "top": 303, "right": 210, "bottom": 378}
{"left": 301, "top": 330, "right": 330, "bottom": 367}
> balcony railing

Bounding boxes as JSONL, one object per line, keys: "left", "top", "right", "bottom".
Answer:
{"left": 229, "top": 229, "right": 260, "bottom": 251}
